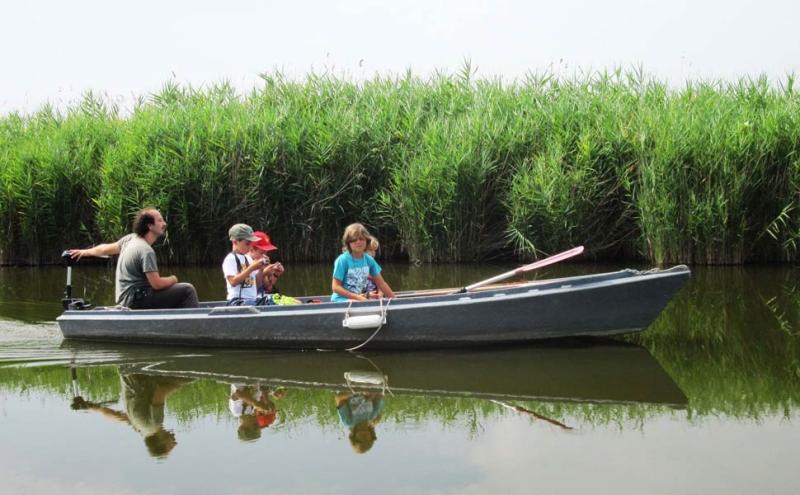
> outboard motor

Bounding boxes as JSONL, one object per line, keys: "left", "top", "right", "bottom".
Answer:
{"left": 61, "top": 250, "right": 93, "bottom": 310}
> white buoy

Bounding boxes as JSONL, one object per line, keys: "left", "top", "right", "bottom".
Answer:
{"left": 343, "top": 313, "right": 386, "bottom": 330}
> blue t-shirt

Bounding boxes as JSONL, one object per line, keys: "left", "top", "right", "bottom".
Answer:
{"left": 337, "top": 395, "right": 385, "bottom": 429}
{"left": 331, "top": 252, "right": 382, "bottom": 302}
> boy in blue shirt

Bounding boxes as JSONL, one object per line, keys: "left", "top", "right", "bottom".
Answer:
{"left": 331, "top": 223, "right": 395, "bottom": 302}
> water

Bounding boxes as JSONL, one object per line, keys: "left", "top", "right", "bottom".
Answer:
{"left": 1, "top": 263, "right": 799, "bottom": 494}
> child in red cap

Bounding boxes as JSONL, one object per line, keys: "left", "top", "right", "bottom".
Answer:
{"left": 250, "top": 231, "right": 285, "bottom": 297}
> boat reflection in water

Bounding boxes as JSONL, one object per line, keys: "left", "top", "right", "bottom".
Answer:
{"left": 61, "top": 339, "right": 687, "bottom": 456}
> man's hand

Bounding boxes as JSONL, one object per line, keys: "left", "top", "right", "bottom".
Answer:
{"left": 71, "top": 396, "right": 90, "bottom": 410}
{"left": 67, "top": 249, "right": 86, "bottom": 261}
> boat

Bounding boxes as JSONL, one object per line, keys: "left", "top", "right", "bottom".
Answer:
{"left": 56, "top": 264, "right": 690, "bottom": 349}
{"left": 59, "top": 340, "right": 688, "bottom": 406}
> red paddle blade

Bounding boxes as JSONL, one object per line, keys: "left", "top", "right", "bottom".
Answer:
{"left": 517, "top": 246, "right": 585, "bottom": 274}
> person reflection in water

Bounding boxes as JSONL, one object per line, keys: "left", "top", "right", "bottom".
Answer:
{"left": 71, "top": 372, "right": 190, "bottom": 458}
{"left": 229, "top": 384, "right": 285, "bottom": 442}
{"left": 335, "top": 390, "right": 385, "bottom": 454}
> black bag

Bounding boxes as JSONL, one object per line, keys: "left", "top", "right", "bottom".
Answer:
{"left": 129, "top": 286, "right": 153, "bottom": 309}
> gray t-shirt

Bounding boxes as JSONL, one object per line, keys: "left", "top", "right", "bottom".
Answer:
{"left": 115, "top": 234, "right": 158, "bottom": 305}
{"left": 121, "top": 374, "right": 164, "bottom": 437}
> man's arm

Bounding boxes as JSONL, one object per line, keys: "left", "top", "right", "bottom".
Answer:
{"left": 145, "top": 272, "right": 178, "bottom": 291}
{"left": 72, "top": 397, "right": 130, "bottom": 424}
{"left": 68, "top": 242, "right": 120, "bottom": 260}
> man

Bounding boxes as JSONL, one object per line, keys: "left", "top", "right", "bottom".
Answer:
{"left": 69, "top": 208, "right": 199, "bottom": 309}
{"left": 72, "top": 370, "right": 191, "bottom": 458}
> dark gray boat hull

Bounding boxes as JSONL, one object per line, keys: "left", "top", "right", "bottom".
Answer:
{"left": 57, "top": 266, "right": 690, "bottom": 349}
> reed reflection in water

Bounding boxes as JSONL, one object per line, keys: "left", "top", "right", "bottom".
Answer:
{"left": 2, "top": 341, "right": 687, "bottom": 458}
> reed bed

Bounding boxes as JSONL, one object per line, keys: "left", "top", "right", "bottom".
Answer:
{"left": 1, "top": 70, "right": 799, "bottom": 265}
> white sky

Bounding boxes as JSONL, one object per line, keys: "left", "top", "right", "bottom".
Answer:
{"left": 1, "top": 0, "right": 798, "bottom": 115}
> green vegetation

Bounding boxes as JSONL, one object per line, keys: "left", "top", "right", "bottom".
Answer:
{"left": 2, "top": 69, "right": 800, "bottom": 265}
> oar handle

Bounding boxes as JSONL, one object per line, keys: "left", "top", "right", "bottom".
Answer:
{"left": 464, "top": 271, "right": 519, "bottom": 291}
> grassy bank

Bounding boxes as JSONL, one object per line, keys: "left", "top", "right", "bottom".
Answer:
{"left": 2, "top": 70, "right": 799, "bottom": 265}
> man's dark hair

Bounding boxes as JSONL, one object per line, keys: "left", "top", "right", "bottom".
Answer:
{"left": 133, "top": 208, "right": 157, "bottom": 237}
{"left": 144, "top": 429, "right": 177, "bottom": 458}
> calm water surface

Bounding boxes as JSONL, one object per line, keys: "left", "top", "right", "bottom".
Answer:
{"left": 1, "top": 263, "right": 798, "bottom": 494}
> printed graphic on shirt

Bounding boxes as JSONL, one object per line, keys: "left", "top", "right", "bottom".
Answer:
{"left": 344, "top": 266, "right": 370, "bottom": 294}
{"left": 239, "top": 272, "right": 254, "bottom": 288}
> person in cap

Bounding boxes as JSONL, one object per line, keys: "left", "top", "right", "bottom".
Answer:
{"left": 222, "top": 223, "right": 268, "bottom": 305}
{"left": 228, "top": 383, "right": 282, "bottom": 442}
{"left": 249, "top": 231, "right": 285, "bottom": 297}
{"left": 68, "top": 208, "right": 199, "bottom": 309}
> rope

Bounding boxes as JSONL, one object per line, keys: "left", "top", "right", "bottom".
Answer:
{"left": 343, "top": 299, "right": 355, "bottom": 321}
{"left": 344, "top": 297, "right": 392, "bottom": 352}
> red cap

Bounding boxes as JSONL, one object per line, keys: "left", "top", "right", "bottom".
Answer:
{"left": 252, "top": 231, "right": 277, "bottom": 252}
{"left": 256, "top": 410, "right": 277, "bottom": 428}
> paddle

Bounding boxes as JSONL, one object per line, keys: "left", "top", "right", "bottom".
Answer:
{"left": 452, "top": 246, "right": 585, "bottom": 294}
{"left": 489, "top": 399, "right": 573, "bottom": 430}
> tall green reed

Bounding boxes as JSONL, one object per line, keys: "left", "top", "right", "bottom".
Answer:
{"left": 634, "top": 76, "right": 800, "bottom": 264}
{"left": 2, "top": 69, "right": 799, "bottom": 265}
{"left": 0, "top": 94, "right": 118, "bottom": 265}
{"left": 505, "top": 71, "right": 641, "bottom": 260}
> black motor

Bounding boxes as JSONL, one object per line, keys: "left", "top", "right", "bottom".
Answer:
{"left": 61, "top": 250, "right": 92, "bottom": 311}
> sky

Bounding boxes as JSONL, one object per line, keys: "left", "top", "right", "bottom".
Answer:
{"left": 1, "top": 0, "right": 798, "bottom": 115}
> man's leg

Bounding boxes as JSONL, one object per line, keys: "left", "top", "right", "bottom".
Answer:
{"left": 139, "top": 283, "right": 199, "bottom": 309}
